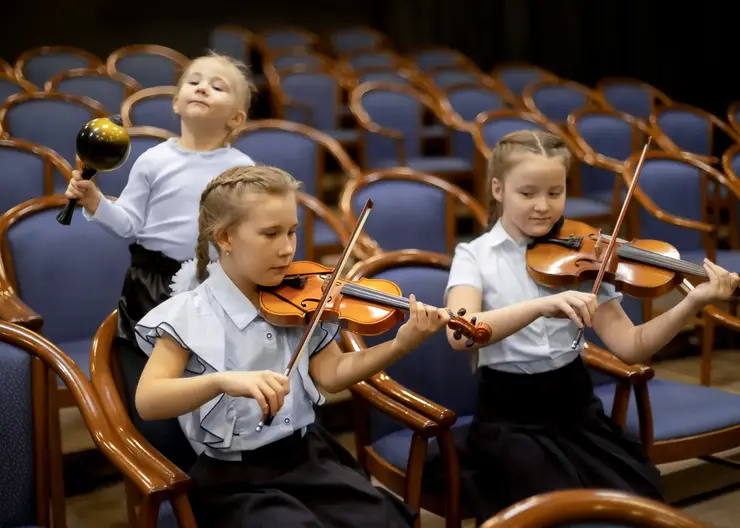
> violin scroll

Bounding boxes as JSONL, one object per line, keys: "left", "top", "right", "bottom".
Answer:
{"left": 448, "top": 307, "right": 492, "bottom": 348}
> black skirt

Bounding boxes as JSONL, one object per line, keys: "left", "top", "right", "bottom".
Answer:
{"left": 188, "top": 424, "right": 417, "bottom": 528}
{"left": 462, "top": 356, "right": 664, "bottom": 524}
{"left": 113, "top": 243, "right": 198, "bottom": 471}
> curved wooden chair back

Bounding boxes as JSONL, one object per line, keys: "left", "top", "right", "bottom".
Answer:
{"left": 481, "top": 489, "right": 707, "bottom": 528}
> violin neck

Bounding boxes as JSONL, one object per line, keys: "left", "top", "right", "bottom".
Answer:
{"left": 340, "top": 282, "right": 411, "bottom": 311}
{"left": 616, "top": 245, "right": 708, "bottom": 278}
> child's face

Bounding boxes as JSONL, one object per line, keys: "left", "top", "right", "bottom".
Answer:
{"left": 493, "top": 153, "right": 567, "bottom": 239}
{"left": 174, "top": 58, "right": 245, "bottom": 129}
{"left": 222, "top": 192, "right": 299, "bottom": 288}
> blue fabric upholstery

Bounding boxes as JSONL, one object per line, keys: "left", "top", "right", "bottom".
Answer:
{"left": 232, "top": 128, "right": 321, "bottom": 196}
{"left": 0, "top": 342, "right": 36, "bottom": 527}
{"left": 209, "top": 29, "right": 250, "bottom": 64}
{"left": 0, "top": 78, "right": 29, "bottom": 103}
{"left": 348, "top": 52, "right": 396, "bottom": 70}
{"left": 22, "top": 53, "right": 90, "bottom": 87}
{"left": 262, "top": 31, "right": 312, "bottom": 50}
{"left": 350, "top": 179, "right": 451, "bottom": 254}
{"left": 447, "top": 87, "right": 507, "bottom": 161}
{"left": 0, "top": 143, "right": 51, "bottom": 212}
{"left": 331, "top": 30, "right": 381, "bottom": 55}
{"left": 355, "top": 266, "right": 478, "bottom": 443}
{"left": 157, "top": 499, "right": 179, "bottom": 528}
{"left": 595, "top": 379, "right": 740, "bottom": 442}
{"left": 480, "top": 117, "right": 544, "bottom": 148}
{"left": 573, "top": 113, "right": 634, "bottom": 199}
{"left": 356, "top": 71, "right": 412, "bottom": 85}
{"left": 602, "top": 84, "right": 654, "bottom": 119}
{"left": 656, "top": 110, "right": 710, "bottom": 158}
{"left": 530, "top": 85, "right": 588, "bottom": 122}
{"left": 281, "top": 72, "right": 342, "bottom": 131}
{"left": 97, "top": 133, "right": 169, "bottom": 197}
{"left": 53, "top": 75, "right": 129, "bottom": 114}
{"left": 5, "top": 206, "right": 130, "bottom": 384}
{"left": 272, "top": 54, "right": 324, "bottom": 70}
{"left": 114, "top": 54, "right": 179, "bottom": 88}
{"left": 5, "top": 97, "right": 99, "bottom": 177}
{"left": 429, "top": 70, "right": 480, "bottom": 88}
{"left": 358, "top": 87, "right": 471, "bottom": 173}
{"left": 496, "top": 68, "right": 549, "bottom": 97}
{"left": 414, "top": 51, "right": 463, "bottom": 72}
{"left": 634, "top": 159, "right": 707, "bottom": 252}
{"left": 372, "top": 416, "right": 474, "bottom": 471}
{"left": 129, "top": 94, "right": 180, "bottom": 135}
{"left": 564, "top": 197, "right": 612, "bottom": 218}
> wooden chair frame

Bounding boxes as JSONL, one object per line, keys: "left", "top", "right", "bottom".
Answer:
{"left": 522, "top": 78, "right": 610, "bottom": 127}
{"left": 481, "top": 489, "right": 706, "bottom": 528}
{"left": 0, "top": 320, "right": 171, "bottom": 528}
{"left": 13, "top": 46, "right": 104, "bottom": 87}
{"left": 0, "top": 91, "right": 106, "bottom": 141}
{"left": 90, "top": 309, "right": 433, "bottom": 528}
{"left": 621, "top": 150, "right": 740, "bottom": 387}
{"left": 45, "top": 67, "right": 143, "bottom": 98}
{"left": 0, "top": 136, "right": 74, "bottom": 197}
{"left": 341, "top": 249, "right": 651, "bottom": 527}
{"left": 120, "top": 86, "right": 178, "bottom": 131}
{"left": 0, "top": 71, "right": 38, "bottom": 98}
{"left": 107, "top": 45, "right": 190, "bottom": 87}
{"left": 338, "top": 167, "right": 488, "bottom": 257}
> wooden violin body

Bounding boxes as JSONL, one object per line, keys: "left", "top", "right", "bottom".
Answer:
{"left": 526, "top": 218, "right": 708, "bottom": 300}
{"left": 259, "top": 261, "right": 492, "bottom": 345}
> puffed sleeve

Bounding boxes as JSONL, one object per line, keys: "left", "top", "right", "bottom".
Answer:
{"left": 445, "top": 241, "right": 483, "bottom": 302}
{"left": 133, "top": 291, "right": 236, "bottom": 449}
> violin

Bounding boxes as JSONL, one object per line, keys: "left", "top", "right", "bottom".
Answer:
{"left": 526, "top": 217, "right": 714, "bottom": 300}
{"left": 259, "top": 260, "right": 492, "bottom": 345}
{"left": 254, "top": 199, "right": 490, "bottom": 432}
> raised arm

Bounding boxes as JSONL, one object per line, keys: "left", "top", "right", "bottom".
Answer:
{"left": 82, "top": 156, "right": 152, "bottom": 238}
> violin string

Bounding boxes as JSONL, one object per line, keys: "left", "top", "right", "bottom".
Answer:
{"left": 340, "top": 282, "right": 467, "bottom": 325}
{"left": 617, "top": 245, "right": 708, "bottom": 276}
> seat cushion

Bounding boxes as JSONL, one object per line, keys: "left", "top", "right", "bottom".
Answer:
{"left": 564, "top": 197, "right": 612, "bottom": 218}
{"left": 158, "top": 499, "right": 179, "bottom": 528}
{"left": 371, "top": 415, "right": 473, "bottom": 471}
{"left": 375, "top": 156, "right": 472, "bottom": 174}
{"left": 594, "top": 379, "right": 740, "bottom": 442}
{"left": 322, "top": 128, "right": 360, "bottom": 143}
{"left": 313, "top": 218, "right": 341, "bottom": 246}
{"left": 56, "top": 337, "right": 93, "bottom": 387}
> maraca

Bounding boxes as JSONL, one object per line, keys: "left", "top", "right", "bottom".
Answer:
{"left": 56, "top": 115, "right": 131, "bottom": 225}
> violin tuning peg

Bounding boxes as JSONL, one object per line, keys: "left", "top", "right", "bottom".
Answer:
{"left": 471, "top": 316, "right": 477, "bottom": 325}
{"left": 465, "top": 338, "right": 474, "bottom": 348}
{"left": 453, "top": 330, "right": 462, "bottom": 340}
{"left": 457, "top": 308, "right": 466, "bottom": 316}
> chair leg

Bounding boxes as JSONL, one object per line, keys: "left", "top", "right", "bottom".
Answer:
{"left": 124, "top": 478, "right": 141, "bottom": 527}
{"left": 48, "top": 387, "right": 67, "bottom": 528}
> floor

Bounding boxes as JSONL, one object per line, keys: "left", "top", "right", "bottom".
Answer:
{"left": 57, "top": 337, "right": 740, "bottom": 527}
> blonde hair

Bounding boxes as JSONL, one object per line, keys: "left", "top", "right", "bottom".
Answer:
{"left": 177, "top": 51, "right": 257, "bottom": 115}
{"left": 486, "top": 129, "right": 572, "bottom": 227}
{"left": 195, "top": 165, "right": 301, "bottom": 282}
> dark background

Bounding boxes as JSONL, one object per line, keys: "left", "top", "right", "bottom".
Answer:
{"left": 1, "top": 0, "right": 735, "bottom": 116}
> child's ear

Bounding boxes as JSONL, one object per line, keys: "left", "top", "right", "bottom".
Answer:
{"left": 172, "top": 94, "right": 180, "bottom": 115}
{"left": 228, "top": 109, "right": 246, "bottom": 130}
{"left": 213, "top": 228, "right": 231, "bottom": 254}
{"left": 491, "top": 177, "right": 504, "bottom": 204}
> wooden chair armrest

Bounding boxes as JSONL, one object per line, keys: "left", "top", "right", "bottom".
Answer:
{"left": 0, "top": 288, "right": 43, "bottom": 331}
{"left": 583, "top": 343, "right": 655, "bottom": 384}
{"left": 369, "top": 372, "right": 458, "bottom": 427}
{"left": 350, "top": 381, "right": 440, "bottom": 439}
{"left": 1, "top": 322, "right": 169, "bottom": 498}
{"left": 90, "top": 313, "right": 191, "bottom": 492}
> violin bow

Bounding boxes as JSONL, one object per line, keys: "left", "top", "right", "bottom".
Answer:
{"left": 256, "top": 199, "right": 374, "bottom": 432}
{"left": 570, "top": 137, "right": 652, "bottom": 350}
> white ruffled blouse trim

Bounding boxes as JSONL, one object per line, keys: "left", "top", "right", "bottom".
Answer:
{"left": 169, "top": 259, "right": 219, "bottom": 295}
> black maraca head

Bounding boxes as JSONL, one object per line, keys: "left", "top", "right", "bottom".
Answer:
{"left": 76, "top": 114, "right": 131, "bottom": 171}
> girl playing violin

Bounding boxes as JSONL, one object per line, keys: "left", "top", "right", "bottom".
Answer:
{"left": 134, "top": 165, "right": 451, "bottom": 527}
{"left": 444, "top": 130, "right": 739, "bottom": 523}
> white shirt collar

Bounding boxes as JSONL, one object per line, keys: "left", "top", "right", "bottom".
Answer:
{"left": 206, "top": 262, "right": 259, "bottom": 330}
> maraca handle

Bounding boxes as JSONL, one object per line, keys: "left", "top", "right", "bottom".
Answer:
{"left": 56, "top": 165, "right": 98, "bottom": 226}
